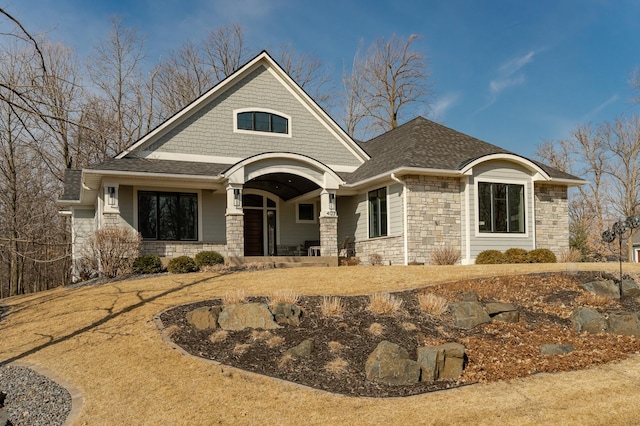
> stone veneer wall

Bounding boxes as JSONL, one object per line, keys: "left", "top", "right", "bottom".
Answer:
{"left": 319, "top": 216, "right": 338, "bottom": 257}
{"left": 534, "top": 184, "right": 569, "bottom": 256}
{"left": 355, "top": 236, "right": 404, "bottom": 265}
{"left": 225, "top": 213, "right": 244, "bottom": 258}
{"left": 404, "top": 175, "right": 462, "bottom": 264}
{"left": 140, "top": 241, "right": 227, "bottom": 258}
{"left": 102, "top": 213, "right": 120, "bottom": 227}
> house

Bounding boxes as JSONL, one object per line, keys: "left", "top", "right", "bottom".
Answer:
{"left": 58, "top": 51, "right": 585, "bottom": 276}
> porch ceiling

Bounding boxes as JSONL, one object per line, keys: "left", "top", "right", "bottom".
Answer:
{"left": 244, "top": 172, "right": 319, "bottom": 201}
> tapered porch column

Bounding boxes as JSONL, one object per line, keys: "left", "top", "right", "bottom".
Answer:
{"left": 225, "top": 184, "right": 244, "bottom": 258}
{"left": 319, "top": 189, "right": 338, "bottom": 259}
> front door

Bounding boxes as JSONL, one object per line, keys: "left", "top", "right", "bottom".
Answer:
{"left": 244, "top": 209, "right": 263, "bottom": 256}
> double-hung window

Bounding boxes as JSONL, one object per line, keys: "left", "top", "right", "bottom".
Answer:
{"left": 478, "top": 182, "right": 525, "bottom": 233}
{"left": 138, "top": 191, "right": 198, "bottom": 240}
{"left": 368, "top": 187, "right": 388, "bottom": 238}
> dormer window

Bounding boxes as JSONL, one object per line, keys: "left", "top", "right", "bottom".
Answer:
{"left": 235, "top": 110, "right": 289, "bottom": 135}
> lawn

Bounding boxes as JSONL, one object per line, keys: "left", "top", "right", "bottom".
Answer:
{"left": 2, "top": 263, "right": 640, "bottom": 425}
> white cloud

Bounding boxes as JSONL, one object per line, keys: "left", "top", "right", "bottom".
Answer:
{"left": 430, "top": 92, "right": 461, "bottom": 121}
{"left": 489, "top": 75, "right": 526, "bottom": 95}
{"left": 580, "top": 94, "right": 619, "bottom": 122}
{"left": 498, "top": 51, "right": 535, "bottom": 76}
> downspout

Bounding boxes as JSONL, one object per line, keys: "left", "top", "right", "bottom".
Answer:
{"left": 390, "top": 173, "right": 409, "bottom": 265}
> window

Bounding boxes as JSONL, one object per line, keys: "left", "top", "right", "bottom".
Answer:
{"left": 237, "top": 111, "right": 288, "bottom": 134}
{"left": 138, "top": 191, "right": 197, "bottom": 240}
{"left": 368, "top": 187, "right": 387, "bottom": 238}
{"left": 297, "top": 203, "right": 315, "bottom": 222}
{"left": 478, "top": 182, "right": 525, "bottom": 233}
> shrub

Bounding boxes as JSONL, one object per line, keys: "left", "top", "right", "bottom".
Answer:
{"left": 559, "top": 248, "right": 583, "bottom": 263}
{"left": 527, "top": 248, "right": 557, "bottom": 263}
{"left": 340, "top": 257, "right": 361, "bottom": 266}
{"left": 133, "top": 254, "right": 164, "bottom": 274}
{"left": 367, "top": 292, "right": 402, "bottom": 315}
{"left": 194, "top": 251, "right": 224, "bottom": 268}
{"left": 504, "top": 248, "right": 529, "bottom": 264}
{"left": 80, "top": 227, "right": 142, "bottom": 278}
{"left": 475, "top": 250, "right": 507, "bottom": 264}
{"left": 368, "top": 253, "right": 383, "bottom": 266}
{"left": 430, "top": 246, "right": 461, "bottom": 265}
{"left": 167, "top": 256, "right": 197, "bottom": 273}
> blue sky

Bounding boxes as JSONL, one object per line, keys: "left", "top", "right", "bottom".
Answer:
{"left": 4, "top": 0, "right": 640, "bottom": 157}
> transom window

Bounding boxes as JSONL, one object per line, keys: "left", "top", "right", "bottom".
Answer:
{"left": 237, "top": 111, "right": 288, "bottom": 134}
{"left": 138, "top": 191, "right": 197, "bottom": 240}
{"left": 478, "top": 182, "right": 525, "bottom": 233}
{"left": 368, "top": 187, "right": 388, "bottom": 238}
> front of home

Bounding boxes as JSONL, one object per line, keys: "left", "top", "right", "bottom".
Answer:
{"left": 58, "top": 51, "right": 584, "bottom": 276}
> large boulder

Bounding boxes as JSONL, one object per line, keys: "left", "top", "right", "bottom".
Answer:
{"left": 270, "top": 303, "right": 303, "bottom": 326}
{"left": 218, "top": 303, "right": 281, "bottom": 331}
{"left": 607, "top": 311, "right": 640, "bottom": 338}
{"left": 284, "top": 338, "right": 314, "bottom": 358}
{"left": 621, "top": 279, "right": 640, "bottom": 298}
{"left": 438, "top": 342, "right": 466, "bottom": 379}
{"left": 570, "top": 307, "right": 606, "bottom": 334}
{"left": 365, "top": 341, "right": 421, "bottom": 385}
{"left": 579, "top": 280, "right": 620, "bottom": 299}
{"left": 416, "top": 346, "right": 443, "bottom": 382}
{"left": 485, "top": 302, "right": 519, "bottom": 323}
{"left": 449, "top": 301, "right": 491, "bottom": 329}
{"left": 186, "top": 306, "right": 221, "bottom": 330}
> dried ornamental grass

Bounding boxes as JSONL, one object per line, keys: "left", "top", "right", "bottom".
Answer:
{"left": 222, "top": 289, "right": 247, "bottom": 305}
{"left": 418, "top": 292, "right": 448, "bottom": 316}
{"left": 368, "top": 323, "right": 385, "bottom": 336}
{"left": 324, "top": 357, "right": 349, "bottom": 375}
{"left": 250, "top": 330, "right": 272, "bottom": 342}
{"left": 367, "top": 292, "right": 402, "bottom": 315}
{"left": 209, "top": 330, "right": 228, "bottom": 344}
{"left": 232, "top": 343, "right": 250, "bottom": 356}
{"left": 321, "top": 296, "right": 345, "bottom": 316}
{"left": 266, "top": 335, "right": 285, "bottom": 348}
{"left": 267, "top": 289, "right": 300, "bottom": 307}
{"left": 327, "top": 341, "right": 345, "bottom": 353}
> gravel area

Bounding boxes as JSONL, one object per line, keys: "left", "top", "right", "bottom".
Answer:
{"left": 0, "top": 365, "right": 71, "bottom": 426}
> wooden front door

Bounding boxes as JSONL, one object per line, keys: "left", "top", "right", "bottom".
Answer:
{"left": 244, "top": 209, "right": 263, "bottom": 256}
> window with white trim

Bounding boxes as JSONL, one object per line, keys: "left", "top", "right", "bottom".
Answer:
{"left": 478, "top": 182, "right": 525, "bottom": 233}
{"left": 237, "top": 111, "right": 288, "bottom": 134}
{"left": 368, "top": 187, "right": 387, "bottom": 238}
{"left": 296, "top": 203, "right": 316, "bottom": 223}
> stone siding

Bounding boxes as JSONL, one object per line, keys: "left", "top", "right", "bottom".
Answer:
{"left": 225, "top": 213, "right": 244, "bottom": 257}
{"left": 404, "top": 175, "right": 462, "bottom": 264}
{"left": 356, "top": 236, "right": 404, "bottom": 265}
{"left": 319, "top": 215, "right": 338, "bottom": 257}
{"left": 534, "top": 184, "right": 569, "bottom": 256}
{"left": 141, "top": 241, "right": 227, "bottom": 258}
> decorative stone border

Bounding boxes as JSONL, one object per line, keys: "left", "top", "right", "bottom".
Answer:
{"left": 9, "top": 361, "right": 83, "bottom": 426}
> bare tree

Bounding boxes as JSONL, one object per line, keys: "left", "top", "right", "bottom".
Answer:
{"left": 202, "top": 23, "right": 249, "bottom": 82}
{"left": 357, "top": 34, "right": 430, "bottom": 134}
{"left": 339, "top": 47, "right": 368, "bottom": 138}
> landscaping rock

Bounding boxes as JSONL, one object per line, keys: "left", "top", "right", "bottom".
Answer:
{"left": 579, "top": 279, "right": 620, "bottom": 299}
{"left": 270, "top": 303, "right": 302, "bottom": 326}
{"left": 218, "top": 303, "right": 281, "bottom": 331}
{"left": 285, "top": 338, "right": 314, "bottom": 358}
{"left": 365, "top": 341, "right": 421, "bottom": 385}
{"left": 485, "top": 302, "right": 519, "bottom": 323}
{"left": 570, "top": 307, "right": 607, "bottom": 334}
{"left": 459, "top": 291, "right": 479, "bottom": 302}
{"left": 0, "top": 408, "right": 7, "bottom": 426}
{"left": 621, "top": 279, "right": 640, "bottom": 298}
{"left": 186, "top": 306, "right": 220, "bottom": 330}
{"left": 416, "top": 346, "right": 443, "bottom": 382}
{"left": 439, "top": 342, "right": 466, "bottom": 379}
{"left": 449, "top": 301, "right": 491, "bottom": 329}
{"left": 607, "top": 311, "right": 640, "bottom": 338}
{"left": 540, "top": 343, "right": 574, "bottom": 355}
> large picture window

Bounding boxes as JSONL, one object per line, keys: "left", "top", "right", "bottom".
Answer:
{"left": 368, "top": 187, "right": 388, "bottom": 238}
{"left": 478, "top": 182, "right": 525, "bottom": 233}
{"left": 237, "top": 111, "right": 288, "bottom": 134}
{"left": 138, "top": 191, "right": 197, "bottom": 240}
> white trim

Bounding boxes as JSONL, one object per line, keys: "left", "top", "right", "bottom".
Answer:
{"left": 461, "top": 154, "right": 549, "bottom": 179}
{"left": 366, "top": 185, "right": 389, "bottom": 239}
{"left": 390, "top": 173, "right": 408, "bottom": 265}
{"left": 242, "top": 189, "right": 281, "bottom": 254}
{"left": 464, "top": 176, "right": 471, "bottom": 264}
{"left": 473, "top": 177, "right": 530, "bottom": 238}
{"left": 233, "top": 108, "right": 292, "bottom": 138}
{"left": 84, "top": 169, "right": 224, "bottom": 183}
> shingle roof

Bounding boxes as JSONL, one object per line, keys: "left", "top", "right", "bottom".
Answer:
{"left": 87, "top": 157, "right": 229, "bottom": 176}
{"left": 346, "top": 117, "right": 580, "bottom": 183}
{"left": 60, "top": 169, "right": 82, "bottom": 201}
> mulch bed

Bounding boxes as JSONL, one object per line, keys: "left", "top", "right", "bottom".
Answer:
{"left": 158, "top": 272, "right": 640, "bottom": 398}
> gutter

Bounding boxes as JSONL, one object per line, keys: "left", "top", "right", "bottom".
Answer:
{"left": 390, "top": 173, "right": 409, "bottom": 266}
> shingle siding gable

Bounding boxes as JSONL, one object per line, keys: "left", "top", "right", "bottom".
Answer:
{"left": 143, "top": 65, "right": 362, "bottom": 168}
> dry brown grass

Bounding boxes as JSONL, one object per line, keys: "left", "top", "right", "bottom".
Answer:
{"left": 277, "top": 353, "right": 294, "bottom": 369}
{"left": 232, "top": 343, "right": 251, "bottom": 356}
{"left": 324, "top": 357, "right": 349, "bottom": 375}
{"left": 2, "top": 263, "right": 640, "bottom": 424}
{"left": 367, "top": 292, "right": 402, "bottom": 315}
{"left": 418, "top": 292, "right": 449, "bottom": 316}
{"left": 327, "top": 341, "right": 345, "bottom": 353}
{"left": 368, "top": 322, "right": 385, "bottom": 336}
{"left": 267, "top": 289, "right": 300, "bottom": 307}
{"left": 266, "top": 335, "right": 285, "bottom": 348}
{"left": 250, "top": 330, "right": 272, "bottom": 342}
{"left": 222, "top": 288, "right": 247, "bottom": 305}
{"left": 209, "top": 330, "right": 228, "bottom": 344}
{"left": 401, "top": 322, "right": 419, "bottom": 332}
{"left": 320, "top": 296, "right": 345, "bottom": 316}
{"left": 577, "top": 292, "right": 616, "bottom": 308}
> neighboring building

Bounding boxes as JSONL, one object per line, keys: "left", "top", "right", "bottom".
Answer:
{"left": 58, "top": 51, "right": 584, "bottom": 276}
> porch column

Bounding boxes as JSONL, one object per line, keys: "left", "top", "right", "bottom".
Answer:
{"left": 225, "top": 184, "right": 244, "bottom": 259}
{"left": 319, "top": 189, "right": 338, "bottom": 259}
